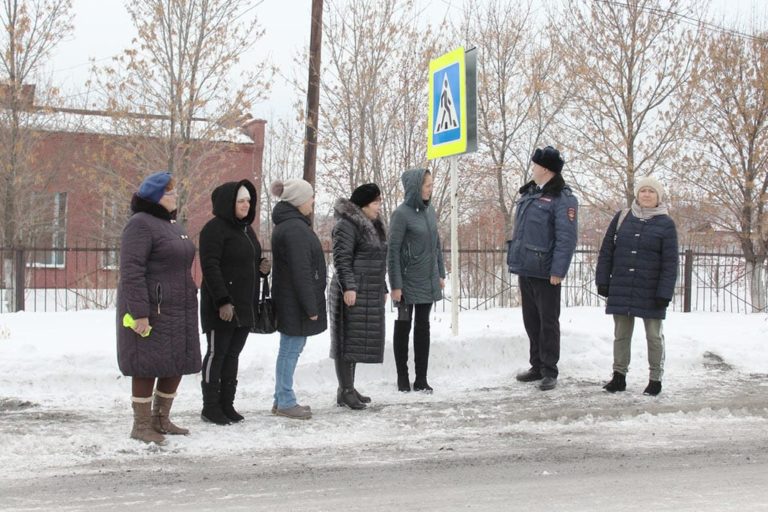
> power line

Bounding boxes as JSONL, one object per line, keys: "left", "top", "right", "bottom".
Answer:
{"left": 52, "top": 55, "right": 114, "bottom": 74}
{"left": 592, "top": 0, "right": 768, "bottom": 44}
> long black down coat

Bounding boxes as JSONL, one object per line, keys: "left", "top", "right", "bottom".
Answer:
{"left": 116, "top": 196, "right": 201, "bottom": 377}
{"left": 595, "top": 209, "right": 679, "bottom": 319}
{"left": 271, "top": 201, "right": 328, "bottom": 337}
{"left": 328, "top": 198, "right": 387, "bottom": 363}
{"left": 199, "top": 180, "right": 265, "bottom": 333}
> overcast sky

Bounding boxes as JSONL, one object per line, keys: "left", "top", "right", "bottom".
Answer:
{"left": 46, "top": 0, "right": 767, "bottom": 120}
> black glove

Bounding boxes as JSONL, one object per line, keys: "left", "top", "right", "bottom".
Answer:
{"left": 597, "top": 285, "right": 609, "bottom": 298}
{"left": 655, "top": 297, "right": 670, "bottom": 309}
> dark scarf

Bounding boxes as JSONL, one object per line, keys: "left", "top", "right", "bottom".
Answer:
{"left": 130, "top": 193, "right": 176, "bottom": 221}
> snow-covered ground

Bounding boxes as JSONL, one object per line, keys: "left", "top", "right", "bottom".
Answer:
{"left": 1, "top": 306, "right": 767, "bottom": 510}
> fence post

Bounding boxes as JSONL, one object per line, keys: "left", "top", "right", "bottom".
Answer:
{"left": 683, "top": 249, "right": 693, "bottom": 313}
{"left": 14, "top": 248, "right": 25, "bottom": 312}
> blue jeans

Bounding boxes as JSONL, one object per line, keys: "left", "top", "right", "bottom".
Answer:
{"left": 274, "top": 334, "right": 307, "bottom": 409}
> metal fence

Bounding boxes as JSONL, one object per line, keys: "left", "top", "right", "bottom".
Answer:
{"left": 1, "top": 246, "right": 765, "bottom": 314}
{"left": 435, "top": 247, "right": 765, "bottom": 314}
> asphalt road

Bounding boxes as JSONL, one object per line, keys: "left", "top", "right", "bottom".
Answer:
{"left": 2, "top": 358, "right": 767, "bottom": 511}
{"left": 2, "top": 435, "right": 767, "bottom": 511}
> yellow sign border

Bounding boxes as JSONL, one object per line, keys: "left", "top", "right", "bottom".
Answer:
{"left": 427, "top": 47, "right": 467, "bottom": 160}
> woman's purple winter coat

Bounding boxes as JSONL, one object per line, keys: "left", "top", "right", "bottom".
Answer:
{"left": 116, "top": 195, "right": 202, "bottom": 377}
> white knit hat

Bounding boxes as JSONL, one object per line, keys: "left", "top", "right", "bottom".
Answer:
{"left": 236, "top": 185, "right": 250, "bottom": 201}
{"left": 634, "top": 175, "right": 665, "bottom": 204}
{"left": 271, "top": 179, "right": 314, "bottom": 207}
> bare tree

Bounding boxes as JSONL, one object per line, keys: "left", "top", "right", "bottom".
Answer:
{"left": 555, "top": 0, "right": 703, "bottom": 210}
{"left": 258, "top": 117, "right": 304, "bottom": 244}
{"left": 92, "top": 0, "right": 272, "bottom": 222}
{"left": 0, "top": 0, "right": 73, "bottom": 246}
{"left": 458, "top": 0, "right": 568, "bottom": 240}
{"left": 0, "top": 0, "right": 73, "bottom": 310}
{"left": 685, "top": 30, "right": 768, "bottom": 311}
{"left": 318, "top": 0, "right": 442, "bottom": 223}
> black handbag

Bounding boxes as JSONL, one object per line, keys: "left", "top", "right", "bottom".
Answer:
{"left": 251, "top": 277, "right": 277, "bottom": 334}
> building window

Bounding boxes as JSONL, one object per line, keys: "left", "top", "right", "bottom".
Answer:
{"left": 30, "top": 192, "right": 67, "bottom": 267}
{"left": 101, "top": 199, "right": 121, "bottom": 269}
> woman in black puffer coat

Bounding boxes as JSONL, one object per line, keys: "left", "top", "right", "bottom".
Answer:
{"left": 596, "top": 176, "right": 678, "bottom": 396}
{"left": 199, "top": 179, "right": 270, "bottom": 425}
{"left": 328, "top": 184, "right": 387, "bottom": 410}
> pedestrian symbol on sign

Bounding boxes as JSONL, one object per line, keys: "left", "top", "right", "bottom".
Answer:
{"left": 431, "top": 62, "right": 461, "bottom": 146}
{"left": 435, "top": 74, "right": 458, "bottom": 134}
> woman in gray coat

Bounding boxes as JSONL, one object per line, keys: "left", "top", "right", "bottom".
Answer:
{"left": 329, "top": 184, "right": 387, "bottom": 409}
{"left": 388, "top": 168, "right": 445, "bottom": 392}
{"left": 117, "top": 171, "right": 201, "bottom": 444}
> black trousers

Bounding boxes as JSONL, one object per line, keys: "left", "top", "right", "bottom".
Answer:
{"left": 519, "top": 276, "right": 561, "bottom": 378}
{"left": 393, "top": 302, "right": 432, "bottom": 380}
{"left": 202, "top": 325, "right": 249, "bottom": 383}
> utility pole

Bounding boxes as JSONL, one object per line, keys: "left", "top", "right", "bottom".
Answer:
{"left": 302, "top": 0, "right": 323, "bottom": 209}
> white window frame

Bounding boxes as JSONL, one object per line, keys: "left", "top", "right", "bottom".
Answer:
{"left": 28, "top": 192, "right": 67, "bottom": 268}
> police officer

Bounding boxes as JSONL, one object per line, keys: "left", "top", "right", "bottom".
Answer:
{"left": 507, "top": 146, "right": 578, "bottom": 391}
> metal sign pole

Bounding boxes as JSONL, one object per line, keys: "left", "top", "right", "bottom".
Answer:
{"left": 450, "top": 156, "right": 459, "bottom": 336}
{"left": 427, "top": 46, "right": 476, "bottom": 337}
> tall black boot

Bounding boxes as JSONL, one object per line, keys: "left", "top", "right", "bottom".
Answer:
{"left": 413, "top": 319, "right": 432, "bottom": 393}
{"left": 351, "top": 363, "right": 371, "bottom": 403}
{"left": 393, "top": 320, "right": 412, "bottom": 392}
{"left": 334, "top": 357, "right": 344, "bottom": 405}
{"left": 335, "top": 359, "right": 366, "bottom": 410}
{"left": 201, "top": 381, "right": 231, "bottom": 425}
{"left": 220, "top": 378, "right": 244, "bottom": 422}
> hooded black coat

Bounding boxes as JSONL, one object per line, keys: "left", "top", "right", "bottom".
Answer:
{"left": 328, "top": 198, "right": 387, "bottom": 363}
{"left": 199, "top": 180, "right": 265, "bottom": 333}
{"left": 116, "top": 195, "right": 201, "bottom": 377}
{"left": 271, "top": 201, "right": 328, "bottom": 337}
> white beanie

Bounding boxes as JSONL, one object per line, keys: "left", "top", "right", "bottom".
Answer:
{"left": 634, "top": 175, "right": 665, "bottom": 204}
{"left": 236, "top": 185, "right": 250, "bottom": 201}
{"left": 270, "top": 179, "right": 314, "bottom": 207}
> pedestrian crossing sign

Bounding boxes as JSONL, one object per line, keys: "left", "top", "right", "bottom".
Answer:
{"left": 427, "top": 46, "right": 476, "bottom": 159}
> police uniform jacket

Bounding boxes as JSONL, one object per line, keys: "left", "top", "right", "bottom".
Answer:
{"left": 506, "top": 174, "right": 578, "bottom": 280}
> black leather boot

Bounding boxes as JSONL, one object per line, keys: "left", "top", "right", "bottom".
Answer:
{"left": 413, "top": 318, "right": 432, "bottom": 393}
{"left": 643, "top": 380, "right": 662, "bottom": 396}
{"left": 201, "top": 381, "right": 231, "bottom": 425}
{"left": 603, "top": 372, "right": 627, "bottom": 393}
{"left": 220, "top": 378, "right": 244, "bottom": 422}
{"left": 335, "top": 359, "right": 366, "bottom": 410}
{"left": 393, "top": 319, "right": 412, "bottom": 392}
{"left": 351, "top": 363, "right": 371, "bottom": 403}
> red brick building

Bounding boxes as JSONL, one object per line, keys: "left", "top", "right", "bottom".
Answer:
{"left": 2, "top": 104, "right": 266, "bottom": 299}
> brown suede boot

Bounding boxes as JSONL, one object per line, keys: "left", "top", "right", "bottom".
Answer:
{"left": 131, "top": 397, "right": 166, "bottom": 444}
{"left": 151, "top": 390, "right": 189, "bottom": 435}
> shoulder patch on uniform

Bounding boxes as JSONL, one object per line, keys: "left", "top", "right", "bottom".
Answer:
{"left": 567, "top": 207, "right": 576, "bottom": 222}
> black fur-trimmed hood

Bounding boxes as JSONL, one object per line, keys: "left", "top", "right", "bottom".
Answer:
{"left": 333, "top": 198, "right": 386, "bottom": 246}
